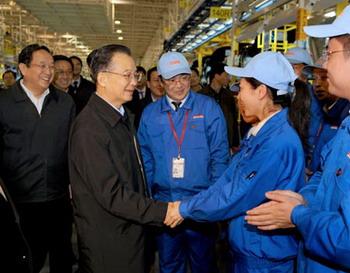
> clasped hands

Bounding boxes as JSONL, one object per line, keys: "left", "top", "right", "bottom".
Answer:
{"left": 245, "top": 190, "right": 305, "bottom": 230}
{"left": 164, "top": 201, "right": 183, "bottom": 228}
{"left": 163, "top": 190, "right": 306, "bottom": 230}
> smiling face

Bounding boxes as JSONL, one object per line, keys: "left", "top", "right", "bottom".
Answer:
{"left": 53, "top": 60, "right": 73, "bottom": 92}
{"left": 161, "top": 74, "right": 191, "bottom": 101}
{"left": 97, "top": 52, "right": 137, "bottom": 107}
{"left": 19, "top": 49, "right": 54, "bottom": 95}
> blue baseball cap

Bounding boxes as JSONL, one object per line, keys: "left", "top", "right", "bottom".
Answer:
{"left": 157, "top": 52, "right": 191, "bottom": 80}
{"left": 302, "top": 57, "right": 326, "bottom": 80}
{"left": 304, "top": 5, "right": 350, "bottom": 38}
{"left": 284, "top": 47, "right": 313, "bottom": 65}
{"left": 224, "top": 51, "right": 297, "bottom": 95}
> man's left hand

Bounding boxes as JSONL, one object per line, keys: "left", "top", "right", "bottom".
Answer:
{"left": 245, "top": 190, "right": 305, "bottom": 230}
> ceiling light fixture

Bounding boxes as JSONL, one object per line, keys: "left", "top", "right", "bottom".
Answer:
{"left": 324, "top": 11, "right": 336, "bottom": 18}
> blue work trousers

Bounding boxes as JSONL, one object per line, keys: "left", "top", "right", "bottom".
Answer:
{"left": 156, "top": 221, "right": 218, "bottom": 273}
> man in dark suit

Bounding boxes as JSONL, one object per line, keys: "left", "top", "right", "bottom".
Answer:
{"left": 69, "top": 44, "right": 172, "bottom": 273}
{"left": 132, "top": 66, "right": 165, "bottom": 128}
{"left": 0, "top": 44, "right": 76, "bottom": 273}
{"left": 52, "top": 55, "right": 73, "bottom": 93}
{"left": 145, "top": 66, "right": 165, "bottom": 102}
{"left": 68, "top": 55, "right": 95, "bottom": 114}
{"left": 125, "top": 66, "right": 149, "bottom": 120}
{"left": 135, "top": 66, "right": 147, "bottom": 99}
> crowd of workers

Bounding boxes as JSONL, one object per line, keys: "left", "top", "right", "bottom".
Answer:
{"left": 0, "top": 5, "right": 350, "bottom": 273}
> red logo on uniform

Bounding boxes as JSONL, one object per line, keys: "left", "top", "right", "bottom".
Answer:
{"left": 169, "top": 60, "right": 180, "bottom": 65}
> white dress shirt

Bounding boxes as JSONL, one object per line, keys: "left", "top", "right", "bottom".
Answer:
{"left": 20, "top": 80, "right": 50, "bottom": 115}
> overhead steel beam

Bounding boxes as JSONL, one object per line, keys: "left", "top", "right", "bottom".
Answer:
{"left": 164, "top": 0, "right": 227, "bottom": 51}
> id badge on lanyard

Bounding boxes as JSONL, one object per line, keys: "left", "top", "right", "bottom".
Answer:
{"left": 167, "top": 110, "right": 189, "bottom": 179}
{"left": 172, "top": 157, "right": 185, "bottom": 178}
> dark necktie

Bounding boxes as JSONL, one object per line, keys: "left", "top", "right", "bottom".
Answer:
{"left": 72, "top": 81, "right": 78, "bottom": 94}
{"left": 172, "top": 101, "right": 181, "bottom": 111}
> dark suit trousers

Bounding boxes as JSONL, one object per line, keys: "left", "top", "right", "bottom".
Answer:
{"left": 16, "top": 197, "right": 73, "bottom": 273}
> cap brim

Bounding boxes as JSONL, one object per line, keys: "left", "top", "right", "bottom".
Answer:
{"left": 224, "top": 66, "right": 251, "bottom": 78}
{"left": 303, "top": 64, "right": 322, "bottom": 70}
{"left": 286, "top": 58, "right": 304, "bottom": 64}
{"left": 302, "top": 64, "right": 326, "bottom": 79}
{"left": 304, "top": 24, "right": 348, "bottom": 38}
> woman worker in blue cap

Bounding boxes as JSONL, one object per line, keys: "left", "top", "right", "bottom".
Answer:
{"left": 165, "top": 51, "right": 307, "bottom": 273}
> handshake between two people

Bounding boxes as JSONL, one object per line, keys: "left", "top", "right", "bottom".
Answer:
{"left": 164, "top": 201, "right": 183, "bottom": 228}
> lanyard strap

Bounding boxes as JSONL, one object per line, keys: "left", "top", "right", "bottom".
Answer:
{"left": 316, "top": 121, "right": 324, "bottom": 138}
{"left": 167, "top": 110, "right": 189, "bottom": 157}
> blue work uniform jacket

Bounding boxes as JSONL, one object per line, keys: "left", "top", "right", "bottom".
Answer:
{"left": 292, "top": 115, "right": 350, "bottom": 273}
{"left": 137, "top": 91, "right": 230, "bottom": 201}
{"left": 180, "top": 109, "right": 305, "bottom": 271}
{"left": 308, "top": 122, "right": 338, "bottom": 174}
{"left": 308, "top": 98, "right": 350, "bottom": 175}
{"left": 308, "top": 84, "right": 324, "bottom": 140}
{"left": 307, "top": 85, "right": 325, "bottom": 166}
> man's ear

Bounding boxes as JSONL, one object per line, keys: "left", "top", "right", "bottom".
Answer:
{"left": 97, "top": 72, "right": 107, "bottom": 88}
{"left": 146, "top": 81, "right": 151, "bottom": 89}
{"left": 256, "top": 84, "right": 268, "bottom": 100}
{"left": 18, "top": 63, "right": 27, "bottom": 78}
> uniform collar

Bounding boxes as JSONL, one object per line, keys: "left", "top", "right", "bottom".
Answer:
{"left": 249, "top": 110, "right": 281, "bottom": 137}
{"left": 256, "top": 108, "right": 287, "bottom": 137}
{"left": 160, "top": 90, "right": 194, "bottom": 112}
